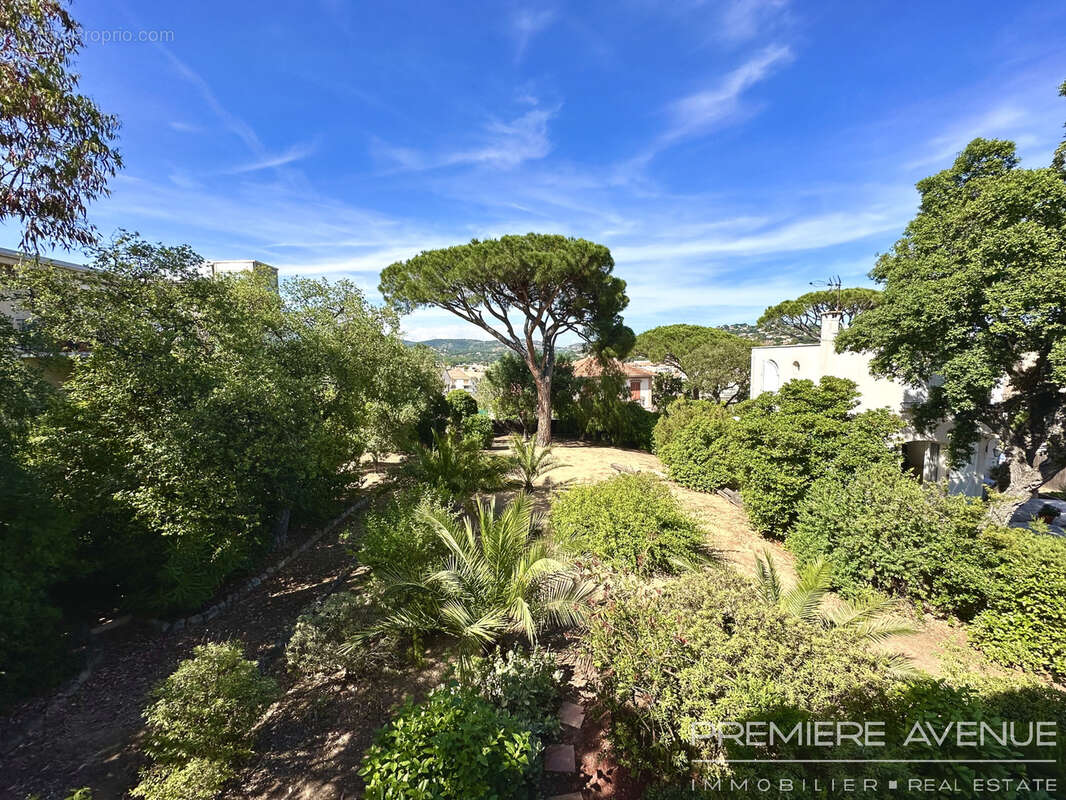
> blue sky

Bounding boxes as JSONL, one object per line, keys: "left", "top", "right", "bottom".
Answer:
{"left": 8, "top": 0, "right": 1066, "bottom": 340}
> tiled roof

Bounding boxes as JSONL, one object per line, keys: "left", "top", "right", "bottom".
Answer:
{"left": 571, "top": 356, "right": 654, "bottom": 378}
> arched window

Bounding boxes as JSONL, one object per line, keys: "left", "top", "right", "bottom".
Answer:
{"left": 763, "top": 359, "right": 780, "bottom": 392}
{"left": 792, "top": 360, "right": 801, "bottom": 375}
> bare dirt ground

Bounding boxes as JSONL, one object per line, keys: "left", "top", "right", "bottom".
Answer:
{"left": 0, "top": 507, "right": 372, "bottom": 800}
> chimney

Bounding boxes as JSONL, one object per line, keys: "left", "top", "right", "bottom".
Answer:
{"left": 819, "top": 310, "right": 842, "bottom": 373}
{"left": 820, "top": 310, "right": 842, "bottom": 344}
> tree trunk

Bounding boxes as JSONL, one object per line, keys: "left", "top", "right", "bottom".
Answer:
{"left": 988, "top": 448, "right": 1054, "bottom": 525}
{"left": 534, "top": 372, "right": 553, "bottom": 445}
{"left": 272, "top": 505, "right": 292, "bottom": 549}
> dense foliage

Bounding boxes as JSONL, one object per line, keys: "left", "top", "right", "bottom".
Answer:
{"left": 564, "top": 369, "right": 657, "bottom": 450}
{"left": 133, "top": 643, "right": 277, "bottom": 800}
{"left": 972, "top": 526, "right": 1066, "bottom": 678}
{"left": 0, "top": 319, "right": 73, "bottom": 706}
{"left": 730, "top": 377, "right": 904, "bottom": 535}
{"left": 652, "top": 398, "right": 736, "bottom": 492}
{"left": 789, "top": 465, "right": 991, "bottom": 617}
{"left": 459, "top": 413, "right": 495, "bottom": 448}
{"left": 355, "top": 488, "right": 453, "bottom": 576}
{"left": 9, "top": 236, "right": 437, "bottom": 614}
{"left": 550, "top": 474, "right": 708, "bottom": 574}
{"left": 404, "top": 431, "right": 513, "bottom": 505}
{"left": 445, "top": 389, "right": 478, "bottom": 425}
{"left": 380, "top": 233, "right": 632, "bottom": 443}
{"left": 585, "top": 569, "right": 896, "bottom": 778}
{"left": 464, "top": 646, "right": 563, "bottom": 738}
{"left": 838, "top": 134, "right": 1066, "bottom": 508}
{"left": 1, "top": 0, "right": 122, "bottom": 252}
{"left": 360, "top": 687, "right": 540, "bottom": 800}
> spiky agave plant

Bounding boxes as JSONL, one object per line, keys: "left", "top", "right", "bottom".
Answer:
{"left": 349, "top": 492, "right": 594, "bottom": 671}
{"left": 755, "top": 550, "right": 915, "bottom": 645}
{"left": 509, "top": 434, "right": 561, "bottom": 491}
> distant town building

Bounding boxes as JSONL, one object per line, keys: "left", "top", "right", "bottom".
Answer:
{"left": 572, "top": 356, "right": 658, "bottom": 410}
{"left": 442, "top": 364, "right": 485, "bottom": 393}
{"left": 749, "top": 311, "right": 998, "bottom": 497}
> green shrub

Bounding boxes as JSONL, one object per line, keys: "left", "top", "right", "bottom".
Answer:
{"left": 445, "top": 389, "right": 478, "bottom": 425}
{"left": 730, "top": 377, "right": 904, "bottom": 535}
{"left": 0, "top": 441, "right": 74, "bottom": 709}
{"left": 652, "top": 398, "right": 735, "bottom": 492}
{"left": 285, "top": 591, "right": 395, "bottom": 677}
{"left": 414, "top": 392, "right": 450, "bottom": 445}
{"left": 788, "top": 465, "right": 991, "bottom": 616}
{"left": 550, "top": 474, "right": 708, "bottom": 574}
{"left": 460, "top": 413, "right": 495, "bottom": 448}
{"left": 585, "top": 568, "right": 897, "bottom": 778}
{"left": 355, "top": 488, "right": 453, "bottom": 576}
{"left": 360, "top": 686, "right": 540, "bottom": 800}
{"left": 464, "top": 646, "right": 563, "bottom": 738}
{"left": 971, "top": 527, "right": 1066, "bottom": 679}
{"left": 405, "top": 431, "right": 512, "bottom": 505}
{"left": 133, "top": 642, "right": 277, "bottom": 800}
{"left": 131, "top": 758, "right": 233, "bottom": 800}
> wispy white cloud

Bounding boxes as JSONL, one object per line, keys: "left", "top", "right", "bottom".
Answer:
{"left": 373, "top": 104, "right": 559, "bottom": 171}
{"left": 716, "top": 0, "right": 790, "bottom": 43}
{"left": 511, "top": 8, "right": 557, "bottom": 62}
{"left": 663, "top": 44, "right": 792, "bottom": 145}
{"left": 226, "top": 141, "right": 318, "bottom": 174}
{"left": 168, "top": 121, "right": 203, "bottom": 133}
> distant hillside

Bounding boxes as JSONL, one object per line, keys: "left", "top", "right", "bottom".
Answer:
{"left": 717, "top": 323, "right": 805, "bottom": 346}
{"left": 406, "top": 338, "right": 585, "bottom": 365}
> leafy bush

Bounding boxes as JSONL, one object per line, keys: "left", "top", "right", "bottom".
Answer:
{"left": 355, "top": 488, "right": 453, "bottom": 576}
{"left": 133, "top": 642, "right": 277, "bottom": 800}
{"left": 414, "top": 392, "right": 450, "bottom": 445}
{"left": 549, "top": 474, "right": 708, "bottom": 574}
{"left": 360, "top": 686, "right": 540, "bottom": 799}
{"left": 585, "top": 568, "right": 897, "bottom": 777}
{"left": 446, "top": 389, "right": 478, "bottom": 425}
{"left": 460, "top": 413, "right": 495, "bottom": 448}
{"left": 465, "top": 646, "right": 563, "bottom": 738}
{"left": 285, "top": 591, "right": 395, "bottom": 677}
{"left": 788, "top": 465, "right": 991, "bottom": 616}
{"left": 971, "top": 526, "right": 1066, "bottom": 679}
{"left": 730, "top": 377, "right": 904, "bottom": 535}
{"left": 405, "top": 431, "right": 513, "bottom": 505}
{"left": 131, "top": 758, "right": 233, "bottom": 800}
{"left": 652, "top": 398, "right": 735, "bottom": 492}
{"left": 17, "top": 237, "right": 438, "bottom": 614}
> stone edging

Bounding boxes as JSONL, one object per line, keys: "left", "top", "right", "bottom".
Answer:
{"left": 146, "top": 496, "right": 370, "bottom": 635}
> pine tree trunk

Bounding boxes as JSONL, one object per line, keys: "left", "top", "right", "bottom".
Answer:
{"left": 534, "top": 373, "right": 552, "bottom": 445}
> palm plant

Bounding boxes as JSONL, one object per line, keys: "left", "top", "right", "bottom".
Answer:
{"left": 406, "top": 429, "right": 512, "bottom": 505}
{"left": 755, "top": 550, "right": 915, "bottom": 644}
{"left": 509, "top": 434, "right": 561, "bottom": 491}
{"left": 350, "top": 493, "right": 594, "bottom": 671}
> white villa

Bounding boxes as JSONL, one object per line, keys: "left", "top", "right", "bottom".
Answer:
{"left": 749, "top": 311, "right": 999, "bottom": 496}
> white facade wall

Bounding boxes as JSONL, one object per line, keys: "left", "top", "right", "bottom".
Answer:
{"left": 748, "top": 313, "right": 997, "bottom": 497}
